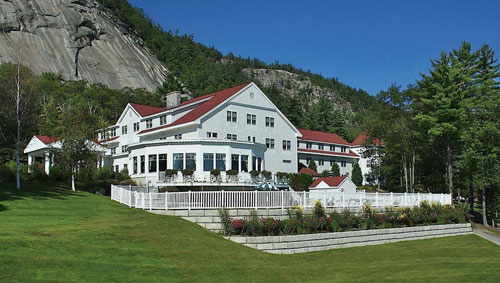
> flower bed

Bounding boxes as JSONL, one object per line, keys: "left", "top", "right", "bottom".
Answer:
{"left": 219, "top": 200, "right": 469, "bottom": 236}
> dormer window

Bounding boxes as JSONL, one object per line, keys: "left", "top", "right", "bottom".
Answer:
{"left": 145, "top": 119, "right": 152, "bottom": 129}
{"left": 133, "top": 122, "right": 140, "bottom": 132}
{"left": 160, "top": 115, "right": 167, "bottom": 125}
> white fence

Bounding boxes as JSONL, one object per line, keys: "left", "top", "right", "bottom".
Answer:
{"left": 111, "top": 185, "right": 452, "bottom": 210}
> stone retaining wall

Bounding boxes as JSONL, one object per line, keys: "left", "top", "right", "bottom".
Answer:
{"left": 225, "top": 223, "right": 472, "bottom": 254}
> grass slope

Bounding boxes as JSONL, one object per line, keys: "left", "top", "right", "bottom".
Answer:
{"left": 1, "top": 182, "right": 500, "bottom": 282}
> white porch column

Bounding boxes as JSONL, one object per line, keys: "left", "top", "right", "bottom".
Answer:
{"left": 44, "top": 152, "right": 50, "bottom": 175}
{"left": 27, "top": 154, "right": 33, "bottom": 173}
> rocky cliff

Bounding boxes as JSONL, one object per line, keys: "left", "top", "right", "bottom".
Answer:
{"left": 0, "top": 0, "right": 167, "bottom": 91}
{"left": 243, "top": 68, "right": 354, "bottom": 116}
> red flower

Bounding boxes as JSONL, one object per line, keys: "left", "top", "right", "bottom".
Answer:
{"left": 232, "top": 219, "right": 244, "bottom": 229}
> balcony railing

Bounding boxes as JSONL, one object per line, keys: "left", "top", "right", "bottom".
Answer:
{"left": 157, "top": 171, "right": 287, "bottom": 186}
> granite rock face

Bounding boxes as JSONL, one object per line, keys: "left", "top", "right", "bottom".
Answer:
{"left": 243, "top": 68, "right": 354, "bottom": 117}
{"left": 0, "top": 0, "right": 167, "bottom": 91}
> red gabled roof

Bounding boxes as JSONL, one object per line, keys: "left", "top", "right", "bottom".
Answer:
{"left": 351, "top": 130, "right": 383, "bottom": 146}
{"left": 310, "top": 176, "right": 347, "bottom": 188}
{"left": 129, "top": 103, "right": 167, "bottom": 117}
{"left": 298, "top": 129, "right": 350, "bottom": 145}
{"left": 298, "top": 148, "right": 359, "bottom": 158}
{"left": 35, "top": 135, "right": 60, "bottom": 144}
{"left": 298, "top": 167, "right": 319, "bottom": 176}
{"left": 138, "top": 83, "right": 251, "bottom": 134}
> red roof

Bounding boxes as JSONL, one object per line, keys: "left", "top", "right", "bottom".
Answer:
{"left": 298, "top": 129, "right": 350, "bottom": 145}
{"left": 310, "top": 176, "right": 347, "bottom": 188}
{"left": 351, "top": 130, "right": 383, "bottom": 146}
{"left": 129, "top": 103, "right": 167, "bottom": 117}
{"left": 138, "top": 83, "right": 251, "bottom": 134}
{"left": 97, "top": 136, "right": 119, "bottom": 144}
{"left": 298, "top": 167, "right": 319, "bottom": 176}
{"left": 35, "top": 135, "right": 60, "bottom": 144}
{"left": 298, "top": 148, "right": 359, "bottom": 158}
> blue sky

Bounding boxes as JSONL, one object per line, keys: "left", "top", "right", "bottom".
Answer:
{"left": 128, "top": 0, "right": 500, "bottom": 95}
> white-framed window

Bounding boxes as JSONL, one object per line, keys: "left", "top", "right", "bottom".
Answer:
{"left": 111, "top": 147, "right": 116, "bottom": 155}
{"left": 207, "top": 132, "right": 218, "bottom": 138}
{"left": 246, "top": 114, "right": 256, "bottom": 125}
{"left": 122, "top": 125, "right": 127, "bottom": 135}
{"left": 318, "top": 144, "right": 324, "bottom": 150}
{"left": 341, "top": 146, "right": 347, "bottom": 153}
{"left": 282, "top": 140, "right": 291, "bottom": 150}
{"left": 133, "top": 122, "right": 140, "bottom": 132}
{"left": 226, "top": 134, "right": 237, "bottom": 141}
{"left": 160, "top": 115, "right": 167, "bottom": 125}
{"left": 341, "top": 160, "right": 347, "bottom": 167}
{"left": 319, "top": 159, "right": 324, "bottom": 166}
{"left": 121, "top": 145, "right": 126, "bottom": 153}
{"left": 110, "top": 128, "right": 116, "bottom": 137}
{"left": 227, "top": 111, "right": 237, "bottom": 122}
{"left": 330, "top": 145, "right": 335, "bottom": 151}
{"left": 266, "top": 138, "right": 275, "bottom": 149}
{"left": 145, "top": 119, "right": 152, "bottom": 129}
{"left": 283, "top": 160, "right": 291, "bottom": 164}
{"left": 306, "top": 142, "right": 312, "bottom": 149}
{"left": 330, "top": 160, "right": 335, "bottom": 166}
{"left": 265, "top": 117, "right": 274, "bottom": 127}
{"left": 174, "top": 134, "right": 182, "bottom": 140}
{"left": 306, "top": 157, "right": 311, "bottom": 165}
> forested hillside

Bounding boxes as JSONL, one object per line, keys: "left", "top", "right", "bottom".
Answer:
{"left": 97, "top": 0, "right": 381, "bottom": 140}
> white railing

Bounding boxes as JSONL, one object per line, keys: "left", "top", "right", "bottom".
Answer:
{"left": 111, "top": 185, "right": 452, "bottom": 211}
{"left": 157, "top": 171, "right": 279, "bottom": 185}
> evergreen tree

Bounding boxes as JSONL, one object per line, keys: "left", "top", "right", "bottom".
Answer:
{"left": 308, "top": 159, "right": 317, "bottom": 172}
{"left": 351, "top": 162, "right": 363, "bottom": 186}
{"left": 331, "top": 162, "right": 340, "bottom": 177}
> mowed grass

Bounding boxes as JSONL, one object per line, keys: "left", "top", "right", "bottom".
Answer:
{"left": 1, "top": 183, "right": 500, "bottom": 282}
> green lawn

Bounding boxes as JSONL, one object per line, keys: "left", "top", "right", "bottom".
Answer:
{"left": 1, "top": 182, "right": 500, "bottom": 282}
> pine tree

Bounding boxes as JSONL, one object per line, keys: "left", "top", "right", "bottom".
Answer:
{"left": 308, "top": 159, "right": 317, "bottom": 172}
{"left": 351, "top": 162, "right": 363, "bottom": 186}
{"left": 331, "top": 162, "right": 340, "bottom": 177}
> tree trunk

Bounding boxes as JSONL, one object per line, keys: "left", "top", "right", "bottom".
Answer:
{"left": 482, "top": 188, "right": 488, "bottom": 227}
{"left": 447, "top": 145, "right": 453, "bottom": 199}
{"left": 15, "top": 42, "right": 22, "bottom": 190}
{"left": 469, "top": 174, "right": 474, "bottom": 212}
{"left": 403, "top": 156, "right": 408, "bottom": 193}
{"left": 411, "top": 154, "right": 415, "bottom": 193}
{"left": 71, "top": 173, "right": 76, "bottom": 192}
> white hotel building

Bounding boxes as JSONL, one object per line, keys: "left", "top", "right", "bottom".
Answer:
{"left": 25, "top": 82, "right": 375, "bottom": 189}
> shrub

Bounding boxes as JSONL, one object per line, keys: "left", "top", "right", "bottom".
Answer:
{"left": 313, "top": 200, "right": 326, "bottom": 218}
{"left": 165, "top": 169, "right": 178, "bottom": 177}
{"left": 0, "top": 164, "right": 15, "bottom": 182}
{"left": 226, "top": 169, "right": 238, "bottom": 176}
{"left": 294, "top": 205, "right": 304, "bottom": 220}
{"left": 261, "top": 218, "right": 279, "bottom": 236}
{"left": 210, "top": 168, "right": 221, "bottom": 177}
{"left": 276, "top": 172, "right": 289, "bottom": 179}
{"left": 249, "top": 170, "right": 260, "bottom": 177}
{"left": 218, "top": 208, "right": 233, "bottom": 236}
{"left": 181, "top": 169, "right": 194, "bottom": 176}
{"left": 303, "top": 215, "right": 320, "bottom": 233}
{"left": 261, "top": 170, "right": 272, "bottom": 179}
{"left": 359, "top": 203, "right": 378, "bottom": 229}
{"left": 244, "top": 210, "right": 262, "bottom": 236}
{"left": 29, "top": 165, "right": 48, "bottom": 182}
{"left": 308, "top": 159, "right": 317, "bottom": 172}
{"left": 338, "top": 208, "right": 358, "bottom": 230}
{"left": 48, "top": 165, "right": 64, "bottom": 181}
{"left": 289, "top": 173, "right": 313, "bottom": 191}
{"left": 97, "top": 166, "right": 114, "bottom": 180}
{"left": 232, "top": 219, "right": 245, "bottom": 234}
{"left": 158, "top": 186, "right": 179, "bottom": 192}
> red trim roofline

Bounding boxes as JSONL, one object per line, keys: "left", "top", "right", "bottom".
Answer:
{"left": 35, "top": 135, "right": 60, "bottom": 144}
{"left": 310, "top": 176, "right": 347, "bottom": 188}
{"left": 298, "top": 128, "right": 350, "bottom": 146}
{"left": 138, "top": 83, "right": 251, "bottom": 135}
{"left": 298, "top": 148, "right": 359, "bottom": 158}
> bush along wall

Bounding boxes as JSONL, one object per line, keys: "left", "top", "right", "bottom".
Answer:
{"left": 219, "top": 201, "right": 470, "bottom": 236}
